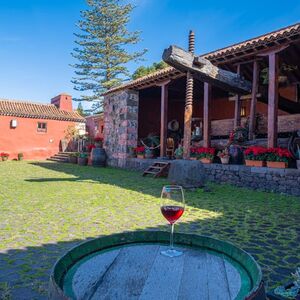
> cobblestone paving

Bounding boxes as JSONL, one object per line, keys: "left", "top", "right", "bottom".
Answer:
{"left": 0, "top": 161, "right": 299, "bottom": 299}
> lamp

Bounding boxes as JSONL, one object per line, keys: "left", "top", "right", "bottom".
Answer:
{"left": 10, "top": 119, "right": 18, "bottom": 128}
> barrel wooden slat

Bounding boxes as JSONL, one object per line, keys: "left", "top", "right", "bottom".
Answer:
{"left": 70, "top": 249, "right": 120, "bottom": 300}
{"left": 206, "top": 252, "right": 232, "bottom": 300}
{"left": 178, "top": 249, "right": 209, "bottom": 300}
{"left": 90, "top": 245, "right": 159, "bottom": 300}
{"left": 139, "top": 246, "right": 185, "bottom": 299}
{"left": 224, "top": 259, "right": 242, "bottom": 299}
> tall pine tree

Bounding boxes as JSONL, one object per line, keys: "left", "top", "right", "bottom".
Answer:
{"left": 72, "top": 0, "right": 146, "bottom": 111}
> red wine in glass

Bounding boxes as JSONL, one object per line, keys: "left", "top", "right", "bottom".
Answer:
{"left": 161, "top": 206, "right": 184, "bottom": 224}
{"left": 160, "top": 186, "right": 185, "bottom": 257}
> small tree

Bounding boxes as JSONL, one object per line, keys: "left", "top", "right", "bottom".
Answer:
{"left": 72, "top": 0, "right": 146, "bottom": 111}
{"left": 132, "top": 61, "right": 168, "bottom": 80}
{"left": 76, "top": 102, "right": 85, "bottom": 116}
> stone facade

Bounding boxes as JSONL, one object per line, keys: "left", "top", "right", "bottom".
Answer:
{"left": 103, "top": 90, "right": 139, "bottom": 168}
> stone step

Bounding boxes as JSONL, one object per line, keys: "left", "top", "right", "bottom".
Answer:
{"left": 47, "top": 158, "right": 69, "bottom": 163}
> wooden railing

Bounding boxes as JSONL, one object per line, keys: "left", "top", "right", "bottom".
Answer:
{"left": 211, "top": 114, "right": 300, "bottom": 136}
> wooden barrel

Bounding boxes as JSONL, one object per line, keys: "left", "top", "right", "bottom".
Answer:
{"left": 49, "top": 231, "right": 266, "bottom": 300}
{"left": 91, "top": 147, "right": 106, "bottom": 167}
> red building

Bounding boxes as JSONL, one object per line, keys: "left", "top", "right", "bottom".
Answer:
{"left": 85, "top": 113, "right": 104, "bottom": 140}
{"left": 0, "top": 93, "right": 85, "bottom": 160}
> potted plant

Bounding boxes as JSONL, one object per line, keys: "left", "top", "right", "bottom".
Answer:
{"left": 128, "top": 146, "right": 136, "bottom": 158}
{"left": 69, "top": 152, "right": 79, "bottom": 164}
{"left": 190, "top": 147, "right": 215, "bottom": 163}
{"left": 0, "top": 153, "right": 9, "bottom": 161}
{"left": 265, "top": 148, "right": 292, "bottom": 169}
{"left": 145, "top": 147, "right": 154, "bottom": 159}
{"left": 135, "top": 146, "right": 145, "bottom": 159}
{"left": 269, "top": 267, "right": 300, "bottom": 300}
{"left": 244, "top": 146, "right": 267, "bottom": 167}
{"left": 217, "top": 148, "right": 230, "bottom": 164}
{"left": 94, "top": 137, "right": 103, "bottom": 148}
{"left": 17, "top": 153, "right": 24, "bottom": 161}
{"left": 190, "top": 147, "right": 199, "bottom": 160}
{"left": 174, "top": 144, "right": 183, "bottom": 159}
{"left": 78, "top": 153, "right": 88, "bottom": 166}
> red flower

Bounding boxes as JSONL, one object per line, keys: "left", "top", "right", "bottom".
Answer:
{"left": 0, "top": 152, "right": 9, "bottom": 157}
{"left": 134, "top": 146, "right": 145, "bottom": 154}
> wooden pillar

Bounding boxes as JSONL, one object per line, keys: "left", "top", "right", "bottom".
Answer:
{"left": 234, "top": 64, "right": 242, "bottom": 128}
{"left": 249, "top": 61, "right": 259, "bottom": 140}
{"left": 183, "top": 30, "right": 195, "bottom": 159}
{"left": 159, "top": 82, "right": 170, "bottom": 157}
{"left": 268, "top": 53, "right": 279, "bottom": 148}
{"left": 203, "top": 82, "right": 211, "bottom": 148}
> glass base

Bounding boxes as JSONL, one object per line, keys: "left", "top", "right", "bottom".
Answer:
{"left": 160, "top": 249, "right": 183, "bottom": 257}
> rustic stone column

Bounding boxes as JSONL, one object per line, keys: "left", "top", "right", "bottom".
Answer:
{"left": 103, "top": 90, "right": 139, "bottom": 167}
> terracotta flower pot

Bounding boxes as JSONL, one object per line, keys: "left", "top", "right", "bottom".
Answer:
{"left": 220, "top": 157, "right": 230, "bottom": 165}
{"left": 1, "top": 156, "right": 8, "bottom": 161}
{"left": 266, "top": 161, "right": 288, "bottom": 169}
{"left": 190, "top": 157, "right": 198, "bottom": 160}
{"left": 137, "top": 154, "right": 144, "bottom": 159}
{"left": 245, "top": 160, "right": 266, "bottom": 167}
{"left": 200, "top": 157, "right": 212, "bottom": 164}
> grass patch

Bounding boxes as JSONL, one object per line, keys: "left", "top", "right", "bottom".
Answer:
{"left": 0, "top": 161, "right": 299, "bottom": 297}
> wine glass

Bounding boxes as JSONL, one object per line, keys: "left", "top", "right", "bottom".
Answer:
{"left": 160, "top": 185, "right": 185, "bottom": 257}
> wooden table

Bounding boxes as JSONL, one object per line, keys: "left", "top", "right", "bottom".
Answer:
{"left": 49, "top": 231, "right": 266, "bottom": 300}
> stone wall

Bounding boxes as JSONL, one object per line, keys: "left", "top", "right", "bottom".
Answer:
{"left": 203, "top": 164, "right": 300, "bottom": 196}
{"left": 103, "top": 90, "right": 139, "bottom": 168}
{"left": 119, "top": 158, "right": 300, "bottom": 196}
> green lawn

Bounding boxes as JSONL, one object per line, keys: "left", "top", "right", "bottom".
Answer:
{"left": 0, "top": 161, "right": 299, "bottom": 299}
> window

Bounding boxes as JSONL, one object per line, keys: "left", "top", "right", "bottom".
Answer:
{"left": 37, "top": 122, "right": 47, "bottom": 132}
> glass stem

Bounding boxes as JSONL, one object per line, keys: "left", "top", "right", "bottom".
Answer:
{"left": 170, "top": 223, "right": 174, "bottom": 249}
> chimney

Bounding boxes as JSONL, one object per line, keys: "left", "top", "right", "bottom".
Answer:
{"left": 51, "top": 93, "right": 73, "bottom": 112}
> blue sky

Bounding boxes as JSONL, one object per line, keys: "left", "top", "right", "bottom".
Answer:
{"left": 0, "top": 0, "right": 300, "bottom": 108}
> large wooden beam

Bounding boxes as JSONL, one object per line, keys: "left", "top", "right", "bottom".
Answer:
{"left": 234, "top": 64, "right": 242, "bottom": 128}
{"left": 183, "top": 31, "right": 195, "bottom": 159}
{"left": 158, "top": 81, "right": 170, "bottom": 157}
{"left": 162, "top": 45, "right": 252, "bottom": 94}
{"left": 267, "top": 53, "right": 279, "bottom": 148}
{"left": 249, "top": 61, "right": 259, "bottom": 140}
{"left": 203, "top": 83, "right": 212, "bottom": 148}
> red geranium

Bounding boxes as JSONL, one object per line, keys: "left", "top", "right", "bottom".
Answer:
{"left": 190, "top": 147, "right": 215, "bottom": 159}
{"left": 244, "top": 146, "right": 267, "bottom": 161}
{"left": 265, "top": 147, "right": 292, "bottom": 163}
{"left": 0, "top": 152, "right": 9, "bottom": 157}
{"left": 87, "top": 144, "right": 96, "bottom": 152}
{"left": 134, "top": 146, "right": 145, "bottom": 154}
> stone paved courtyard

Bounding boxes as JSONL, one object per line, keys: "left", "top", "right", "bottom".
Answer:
{"left": 0, "top": 161, "right": 299, "bottom": 299}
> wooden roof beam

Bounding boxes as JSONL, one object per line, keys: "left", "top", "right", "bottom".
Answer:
{"left": 163, "top": 45, "right": 252, "bottom": 94}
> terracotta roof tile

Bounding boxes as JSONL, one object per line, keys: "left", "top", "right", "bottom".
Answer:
{"left": 0, "top": 99, "right": 85, "bottom": 122}
{"left": 104, "top": 22, "right": 300, "bottom": 95}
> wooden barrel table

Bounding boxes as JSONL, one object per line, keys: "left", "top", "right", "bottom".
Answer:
{"left": 49, "top": 231, "right": 266, "bottom": 300}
